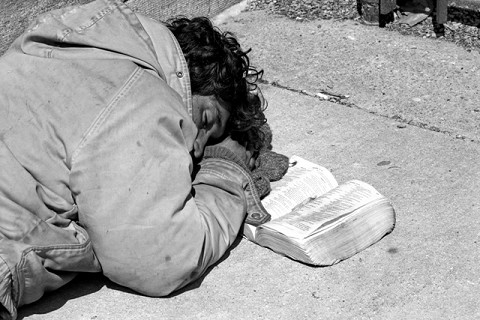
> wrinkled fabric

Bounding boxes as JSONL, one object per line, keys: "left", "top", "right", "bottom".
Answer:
{"left": 0, "top": 0, "right": 268, "bottom": 319}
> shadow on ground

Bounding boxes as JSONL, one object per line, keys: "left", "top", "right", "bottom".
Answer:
{"left": 17, "top": 235, "right": 243, "bottom": 318}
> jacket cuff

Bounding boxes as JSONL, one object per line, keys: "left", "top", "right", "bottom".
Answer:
{"left": 200, "top": 147, "right": 271, "bottom": 226}
{"left": 202, "top": 146, "right": 249, "bottom": 172}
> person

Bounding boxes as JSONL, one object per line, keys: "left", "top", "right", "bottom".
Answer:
{"left": 0, "top": 0, "right": 270, "bottom": 318}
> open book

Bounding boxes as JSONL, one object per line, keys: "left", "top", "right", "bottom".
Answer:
{"left": 244, "top": 156, "right": 396, "bottom": 266}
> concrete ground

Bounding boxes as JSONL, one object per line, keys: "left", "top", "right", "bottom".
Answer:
{"left": 13, "top": 3, "right": 480, "bottom": 320}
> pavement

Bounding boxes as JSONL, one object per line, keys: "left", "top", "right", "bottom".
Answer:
{"left": 10, "top": 2, "right": 480, "bottom": 320}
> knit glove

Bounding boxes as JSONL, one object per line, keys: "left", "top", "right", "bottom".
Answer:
{"left": 251, "top": 123, "right": 289, "bottom": 199}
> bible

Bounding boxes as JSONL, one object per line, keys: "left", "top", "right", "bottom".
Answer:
{"left": 244, "top": 156, "right": 396, "bottom": 266}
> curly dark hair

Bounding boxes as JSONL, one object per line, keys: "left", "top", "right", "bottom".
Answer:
{"left": 165, "top": 17, "right": 267, "bottom": 152}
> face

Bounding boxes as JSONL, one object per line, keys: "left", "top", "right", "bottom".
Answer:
{"left": 191, "top": 95, "right": 231, "bottom": 158}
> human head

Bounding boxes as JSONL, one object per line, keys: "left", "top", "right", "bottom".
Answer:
{"left": 166, "top": 17, "right": 266, "bottom": 157}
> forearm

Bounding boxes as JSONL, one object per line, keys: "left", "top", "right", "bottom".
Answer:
{"left": 192, "top": 156, "right": 250, "bottom": 270}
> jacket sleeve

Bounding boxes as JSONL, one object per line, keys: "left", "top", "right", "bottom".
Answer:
{"left": 70, "top": 68, "right": 251, "bottom": 296}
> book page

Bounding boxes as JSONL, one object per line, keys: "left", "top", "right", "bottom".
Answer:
{"left": 260, "top": 180, "right": 384, "bottom": 238}
{"left": 260, "top": 156, "right": 338, "bottom": 220}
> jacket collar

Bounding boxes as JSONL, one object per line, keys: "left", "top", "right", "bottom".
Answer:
{"left": 136, "top": 13, "right": 193, "bottom": 117}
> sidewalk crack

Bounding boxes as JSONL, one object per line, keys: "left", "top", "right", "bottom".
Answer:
{"left": 260, "top": 79, "right": 477, "bottom": 144}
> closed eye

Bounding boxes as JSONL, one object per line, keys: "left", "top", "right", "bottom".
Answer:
{"left": 202, "top": 109, "right": 223, "bottom": 131}
{"left": 202, "top": 111, "right": 212, "bottom": 129}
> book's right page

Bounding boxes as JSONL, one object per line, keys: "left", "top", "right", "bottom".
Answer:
{"left": 259, "top": 180, "right": 386, "bottom": 240}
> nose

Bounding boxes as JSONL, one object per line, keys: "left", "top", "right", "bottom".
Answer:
{"left": 193, "top": 129, "right": 209, "bottom": 158}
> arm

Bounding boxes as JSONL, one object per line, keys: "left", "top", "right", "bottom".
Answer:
{"left": 71, "top": 69, "right": 252, "bottom": 296}
{"left": 190, "top": 153, "right": 251, "bottom": 276}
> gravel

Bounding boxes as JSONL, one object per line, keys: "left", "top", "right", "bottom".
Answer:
{"left": 247, "top": 0, "right": 480, "bottom": 53}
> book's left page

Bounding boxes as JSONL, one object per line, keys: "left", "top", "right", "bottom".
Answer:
{"left": 261, "top": 156, "right": 338, "bottom": 219}
{"left": 243, "top": 155, "right": 338, "bottom": 242}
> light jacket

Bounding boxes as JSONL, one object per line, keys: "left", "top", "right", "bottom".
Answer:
{"left": 0, "top": 1, "right": 267, "bottom": 319}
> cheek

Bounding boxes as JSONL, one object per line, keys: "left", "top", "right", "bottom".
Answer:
{"left": 192, "top": 109, "right": 203, "bottom": 129}
{"left": 210, "top": 125, "right": 227, "bottom": 141}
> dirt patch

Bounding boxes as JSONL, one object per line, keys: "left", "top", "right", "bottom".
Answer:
{"left": 247, "top": 0, "right": 480, "bottom": 53}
